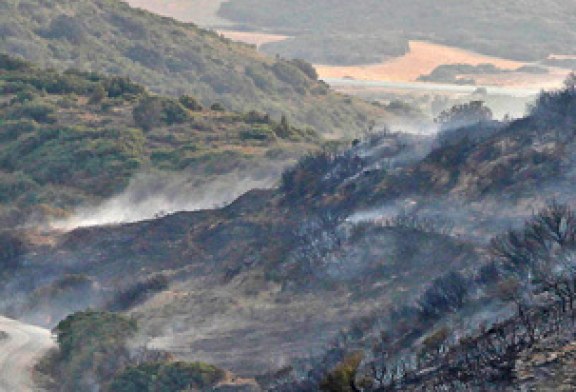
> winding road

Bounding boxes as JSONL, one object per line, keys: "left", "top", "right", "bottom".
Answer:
{"left": 0, "top": 317, "right": 54, "bottom": 392}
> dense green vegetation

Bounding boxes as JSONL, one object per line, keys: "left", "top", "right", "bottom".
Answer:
{"left": 0, "top": 0, "right": 386, "bottom": 135}
{"left": 40, "top": 310, "right": 225, "bottom": 392}
{"left": 220, "top": 0, "right": 576, "bottom": 64}
{"left": 44, "top": 311, "right": 138, "bottom": 391}
{"left": 111, "top": 361, "right": 225, "bottom": 392}
{"left": 0, "top": 54, "right": 322, "bottom": 226}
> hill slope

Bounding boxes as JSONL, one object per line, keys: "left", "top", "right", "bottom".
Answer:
{"left": 0, "top": 54, "right": 322, "bottom": 228}
{"left": 11, "top": 78, "right": 576, "bottom": 390}
{"left": 0, "top": 0, "right": 385, "bottom": 135}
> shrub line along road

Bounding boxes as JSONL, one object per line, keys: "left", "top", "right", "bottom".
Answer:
{"left": 0, "top": 317, "right": 54, "bottom": 392}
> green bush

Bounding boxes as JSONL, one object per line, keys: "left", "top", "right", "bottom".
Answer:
{"left": 210, "top": 102, "right": 226, "bottom": 112}
{"left": 178, "top": 95, "right": 203, "bottom": 111}
{"left": 0, "top": 53, "right": 30, "bottom": 71}
{"left": 1, "top": 81, "right": 33, "bottom": 94}
{"left": 274, "top": 114, "right": 291, "bottom": 138}
{"left": 320, "top": 352, "right": 363, "bottom": 392}
{"left": 104, "top": 77, "right": 146, "bottom": 98}
{"left": 125, "top": 45, "right": 164, "bottom": 70}
{"left": 12, "top": 101, "right": 57, "bottom": 124}
{"left": 245, "top": 110, "right": 271, "bottom": 124}
{"left": 41, "top": 15, "right": 86, "bottom": 44}
{"left": 89, "top": 84, "right": 107, "bottom": 104}
{"left": 18, "top": 72, "right": 93, "bottom": 95}
{"left": 289, "top": 59, "right": 318, "bottom": 80}
{"left": 0, "top": 126, "right": 145, "bottom": 195}
{"left": 0, "top": 120, "right": 37, "bottom": 142}
{"left": 110, "top": 361, "right": 225, "bottom": 392}
{"left": 133, "top": 96, "right": 189, "bottom": 130}
{"left": 240, "top": 125, "right": 275, "bottom": 141}
{"left": 245, "top": 64, "right": 276, "bottom": 91}
{"left": 10, "top": 89, "right": 37, "bottom": 104}
{"left": 272, "top": 60, "right": 310, "bottom": 90}
{"left": 53, "top": 311, "right": 137, "bottom": 391}
{"left": 107, "top": 274, "right": 169, "bottom": 311}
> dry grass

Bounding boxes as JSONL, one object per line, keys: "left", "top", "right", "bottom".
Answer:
{"left": 316, "top": 40, "right": 526, "bottom": 82}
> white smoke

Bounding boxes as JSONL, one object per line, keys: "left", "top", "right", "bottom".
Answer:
{"left": 50, "top": 169, "right": 280, "bottom": 230}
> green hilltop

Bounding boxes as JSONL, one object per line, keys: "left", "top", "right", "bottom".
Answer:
{"left": 0, "top": 0, "right": 387, "bottom": 136}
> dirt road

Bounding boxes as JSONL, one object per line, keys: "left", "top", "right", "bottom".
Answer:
{"left": 0, "top": 317, "right": 54, "bottom": 392}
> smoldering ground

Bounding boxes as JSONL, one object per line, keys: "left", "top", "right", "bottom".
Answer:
{"left": 49, "top": 166, "right": 284, "bottom": 230}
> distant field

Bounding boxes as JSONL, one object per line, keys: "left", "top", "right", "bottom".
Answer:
{"left": 316, "top": 41, "right": 571, "bottom": 88}
{"left": 219, "top": 0, "right": 576, "bottom": 63}
{"left": 122, "top": 3, "right": 569, "bottom": 90}
{"left": 316, "top": 41, "right": 524, "bottom": 82}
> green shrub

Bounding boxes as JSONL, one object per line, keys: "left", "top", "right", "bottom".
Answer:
{"left": 57, "top": 95, "right": 78, "bottom": 109}
{"left": 110, "top": 361, "right": 225, "bottom": 392}
{"left": 63, "top": 68, "right": 102, "bottom": 83}
{"left": 104, "top": 76, "right": 145, "bottom": 98}
{"left": 245, "top": 64, "right": 276, "bottom": 91}
{"left": 53, "top": 311, "right": 137, "bottom": 391}
{"left": 1, "top": 81, "right": 32, "bottom": 94}
{"left": 0, "top": 53, "right": 30, "bottom": 71}
{"left": 274, "top": 114, "right": 291, "bottom": 138}
{"left": 12, "top": 101, "right": 57, "bottom": 124}
{"left": 10, "top": 89, "right": 37, "bottom": 104}
{"left": 240, "top": 125, "right": 275, "bottom": 141}
{"left": 125, "top": 45, "right": 164, "bottom": 70}
{"left": 289, "top": 59, "right": 318, "bottom": 80}
{"left": 20, "top": 72, "right": 93, "bottom": 95}
{"left": 245, "top": 110, "right": 271, "bottom": 124}
{"left": 0, "top": 119, "right": 37, "bottom": 142}
{"left": 0, "top": 126, "right": 145, "bottom": 195}
{"left": 89, "top": 84, "right": 107, "bottom": 104}
{"left": 178, "top": 95, "right": 203, "bottom": 111}
{"left": 133, "top": 96, "right": 190, "bottom": 130}
{"left": 107, "top": 274, "right": 169, "bottom": 311}
{"left": 41, "top": 15, "right": 86, "bottom": 44}
{"left": 163, "top": 99, "right": 190, "bottom": 125}
{"left": 320, "top": 352, "right": 363, "bottom": 392}
{"left": 272, "top": 60, "right": 310, "bottom": 90}
{"left": 210, "top": 102, "right": 226, "bottom": 111}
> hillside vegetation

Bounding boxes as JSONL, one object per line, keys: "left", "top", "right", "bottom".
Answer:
{"left": 18, "top": 75, "right": 576, "bottom": 391}
{"left": 0, "top": 0, "right": 385, "bottom": 135}
{"left": 38, "top": 310, "right": 233, "bottom": 392}
{"left": 219, "top": 0, "right": 576, "bottom": 64}
{"left": 0, "top": 54, "right": 322, "bottom": 227}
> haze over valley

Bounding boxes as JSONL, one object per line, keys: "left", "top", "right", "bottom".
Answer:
{"left": 127, "top": 0, "right": 574, "bottom": 121}
{"left": 2, "top": 1, "right": 576, "bottom": 391}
